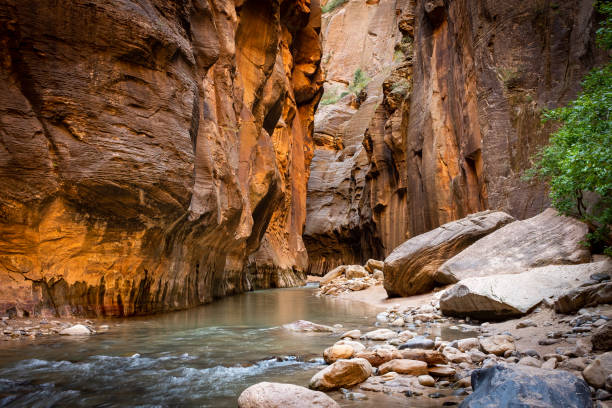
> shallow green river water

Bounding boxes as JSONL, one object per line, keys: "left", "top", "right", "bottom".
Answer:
{"left": 0, "top": 286, "right": 465, "bottom": 407}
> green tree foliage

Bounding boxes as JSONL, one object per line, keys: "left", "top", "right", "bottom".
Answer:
{"left": 526, "top": 2, "right": 612, "bottom": 254}
{"left": 321, "top": 0, "right": 347, "bottom": 14}
{"left": 349, "top": 68, "right": 370, "bottom": 96}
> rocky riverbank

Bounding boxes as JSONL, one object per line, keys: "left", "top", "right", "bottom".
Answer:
{"left": 0, "top": 316, "right": 109, "bottom": 340}
{"left": 238, "top": 208, "right": 612, "bottom": 407}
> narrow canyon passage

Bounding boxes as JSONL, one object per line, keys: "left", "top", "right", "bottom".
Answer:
{"left": 0, "top": 0, "right": 610, "bottom": 407}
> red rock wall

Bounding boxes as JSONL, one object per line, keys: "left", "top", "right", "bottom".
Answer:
{"left": 0, "top": 0, "right": 322, "bottom": 316}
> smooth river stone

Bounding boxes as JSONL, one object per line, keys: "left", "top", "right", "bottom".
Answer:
{"left": 238, "top": 382, "right": 339, "bottom": 408}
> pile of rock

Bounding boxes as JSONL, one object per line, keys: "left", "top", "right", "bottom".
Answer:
{"left": 1, "top": 316, "right": 104, "bottom": 340}
{"left": 317, "top": 260, "right": 384, "bottom": 296}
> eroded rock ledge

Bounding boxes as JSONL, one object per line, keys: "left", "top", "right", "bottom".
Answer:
{"left": 0, "top": 0, "right": 323, "bottom": 316}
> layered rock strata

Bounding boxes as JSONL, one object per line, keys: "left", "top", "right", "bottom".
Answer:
{"left": 305, "top": 0, "right": 414, "bottom": 275}
{"left": 0, "top": 0, "right": 322, "bottom": 316}
{"left": 306, "top": 0, "right": 605, "bottom": 275}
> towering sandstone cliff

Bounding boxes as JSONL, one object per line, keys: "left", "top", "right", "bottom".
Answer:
{"left": 0, "top": 0, "right": 323, "bottom": 316}
{"left": 306, "top": 0, "right": 605, "bottom": 275}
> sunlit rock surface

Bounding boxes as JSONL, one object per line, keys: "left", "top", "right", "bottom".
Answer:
{"left": 0, "top": 0, "right": 322, "bottom": 316}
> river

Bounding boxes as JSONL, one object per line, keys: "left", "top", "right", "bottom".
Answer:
{"left": 0, "top": 286, "right": 464, "bottom": 407}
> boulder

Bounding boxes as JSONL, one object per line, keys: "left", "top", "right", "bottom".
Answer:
{"left": 378, "top": 359, "right": 429, "bottom": 376}
{"left": 592, "top": 322, "right": 612, "bottom": 351}
{"left": 461, "top": 364, "right": 592, "bottom": 408}
{"left": 365, "top": 259, "right": 384, "bottom": 274}
{"left": 400, "top": 349, "right": 447, "bottom": 365}
{"left": 345, "top": 265, "right": 368, "bottom": 280}
{"left": 479, "top": 335, "right": 515, "bottom": 356}
{"left": 309, "top": 358, "right": 372, "bottom": 391}
{"left": 440, "top": 261, "right": 607, "bottom": 320}
{"left": 418, "top": 375, "right": 435, "bottom": 387}
{"left": 340, "top": 329, "right": 361, "bottom": 339}
{"left": 321, "top": 266, "right": 346, "bottom": 284}
{"left": 457, "top": 338, "right": 481, "bottom": 352}
{"left": 437, "top": 209, "right": 590, "bottom": 284}
{"left": 355, "top": 349, "right": 403, "bottom": 367}
{"left": 346, "top": 280, "right": 369, "bottom": 291}
{"left": 373, "top": 270, "right": 384, "bottom": 281}
{"left": 443, "top": 346, "right": 471, "bottom": 364}
{"left": 583, "top": 352, "right": 612, "bottom": 389}
{"left": 362, "top": 329, "right": 397, "bottom": 341}
{"left": 518, "top": 356, "right": 542, "bottom": 368}
{"left": 398, "top": 337, "right": 435, "bottom": 350}
{"left": 334, "top": 340, "right": 366, "bottom": 354}
{"left": 383, "top": 211, "right": 515, "bottom": 296}
{"left": 554, "top": 280, "right": 612, "bottom": 314}
{"left": 324, "top": 344, "right": 354, "bottom": 364}
{"left": 59, "top": 324, "right": 91, "bottom": 336}
{"left": 428, "top": 365, "right": 456, "bottom": 377}
{"left": 238, "top": 382, "right": 339, "bottom": 408}
{"left": 282, "top": 320, "right": 335, "bottom": 333}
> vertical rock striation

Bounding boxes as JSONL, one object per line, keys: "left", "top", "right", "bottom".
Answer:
{"left": 306, "top": 0, "right": 605, "bottom": 275}
{"left": 0, "top": 0, "right": 322, "bottom": 316}
{"left": 305, "top": 0, "right": 413, "bottom": 275}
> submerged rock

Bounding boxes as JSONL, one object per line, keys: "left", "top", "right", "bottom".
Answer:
{"left": 309, "top": 358, "right": 372, "bottom": 391}
{"left": 383, "top": 211, "right": 514, "bottom": 297}
{"left": 282, "top": 320, "right": 335, "bottom": 333}
{"left": 461, "top": 364, "right": 591, "bottom": 408}
{"left": 437, "top": 209, "right": 590, "bottom": 285}
{"left": 238, "top": 382, "right": 339, "bottom": 408}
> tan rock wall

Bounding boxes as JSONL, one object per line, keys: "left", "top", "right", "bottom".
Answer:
{"left": 0, "top": 0, "right": 322, "bottom": 316}
{"left": 306, "top": 0, "right": 604, "bottom": 275}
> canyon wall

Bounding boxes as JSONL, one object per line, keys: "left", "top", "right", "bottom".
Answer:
{"left": 0, "top": 0, "right": 322, "bottom": 316}
{"left": 306, "top": 0, "right": 604, "bottom": 275}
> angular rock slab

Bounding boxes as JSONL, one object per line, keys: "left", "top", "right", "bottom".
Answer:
{"left": 440, "top": 261, "right": 608, "bottom": 320}
{"left": 383, "top": 210, "right": 514, "bottom": 297}
{"left": 460, "top": 364, "right": 592, "bottom": 408}
{"left": 437, "top": 208, "right": 590, "bottom": 284}
{"left": 309, "top": 358, "right": 372, "bottom": 391}
{"left": 554, "top": 277, "right": 612, "bottom": 314}
{"left": 238, "top": 382, "right": 339, "bottom": 408}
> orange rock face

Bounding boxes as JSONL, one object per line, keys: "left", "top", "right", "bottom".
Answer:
{"left": 305, "top": 0, "right": 605, "bottom": 275}
{"left": 0, "top": 0, "right": 322, "bottom": 316}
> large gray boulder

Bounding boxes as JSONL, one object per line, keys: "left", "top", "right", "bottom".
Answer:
{"left": 238, "top": 382, "right": 339, "bottom": 408}
{"left": 460, "top": 364, "right": 592, "bottom": 408}
{"left": 440, "top": 261, "right": 609, "bottom": 320}
{"left": 436, "top": 208, "right": 590, "bottom": 284}
{"left": 383, "top": 211, "right": 515, "bottom": 297}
